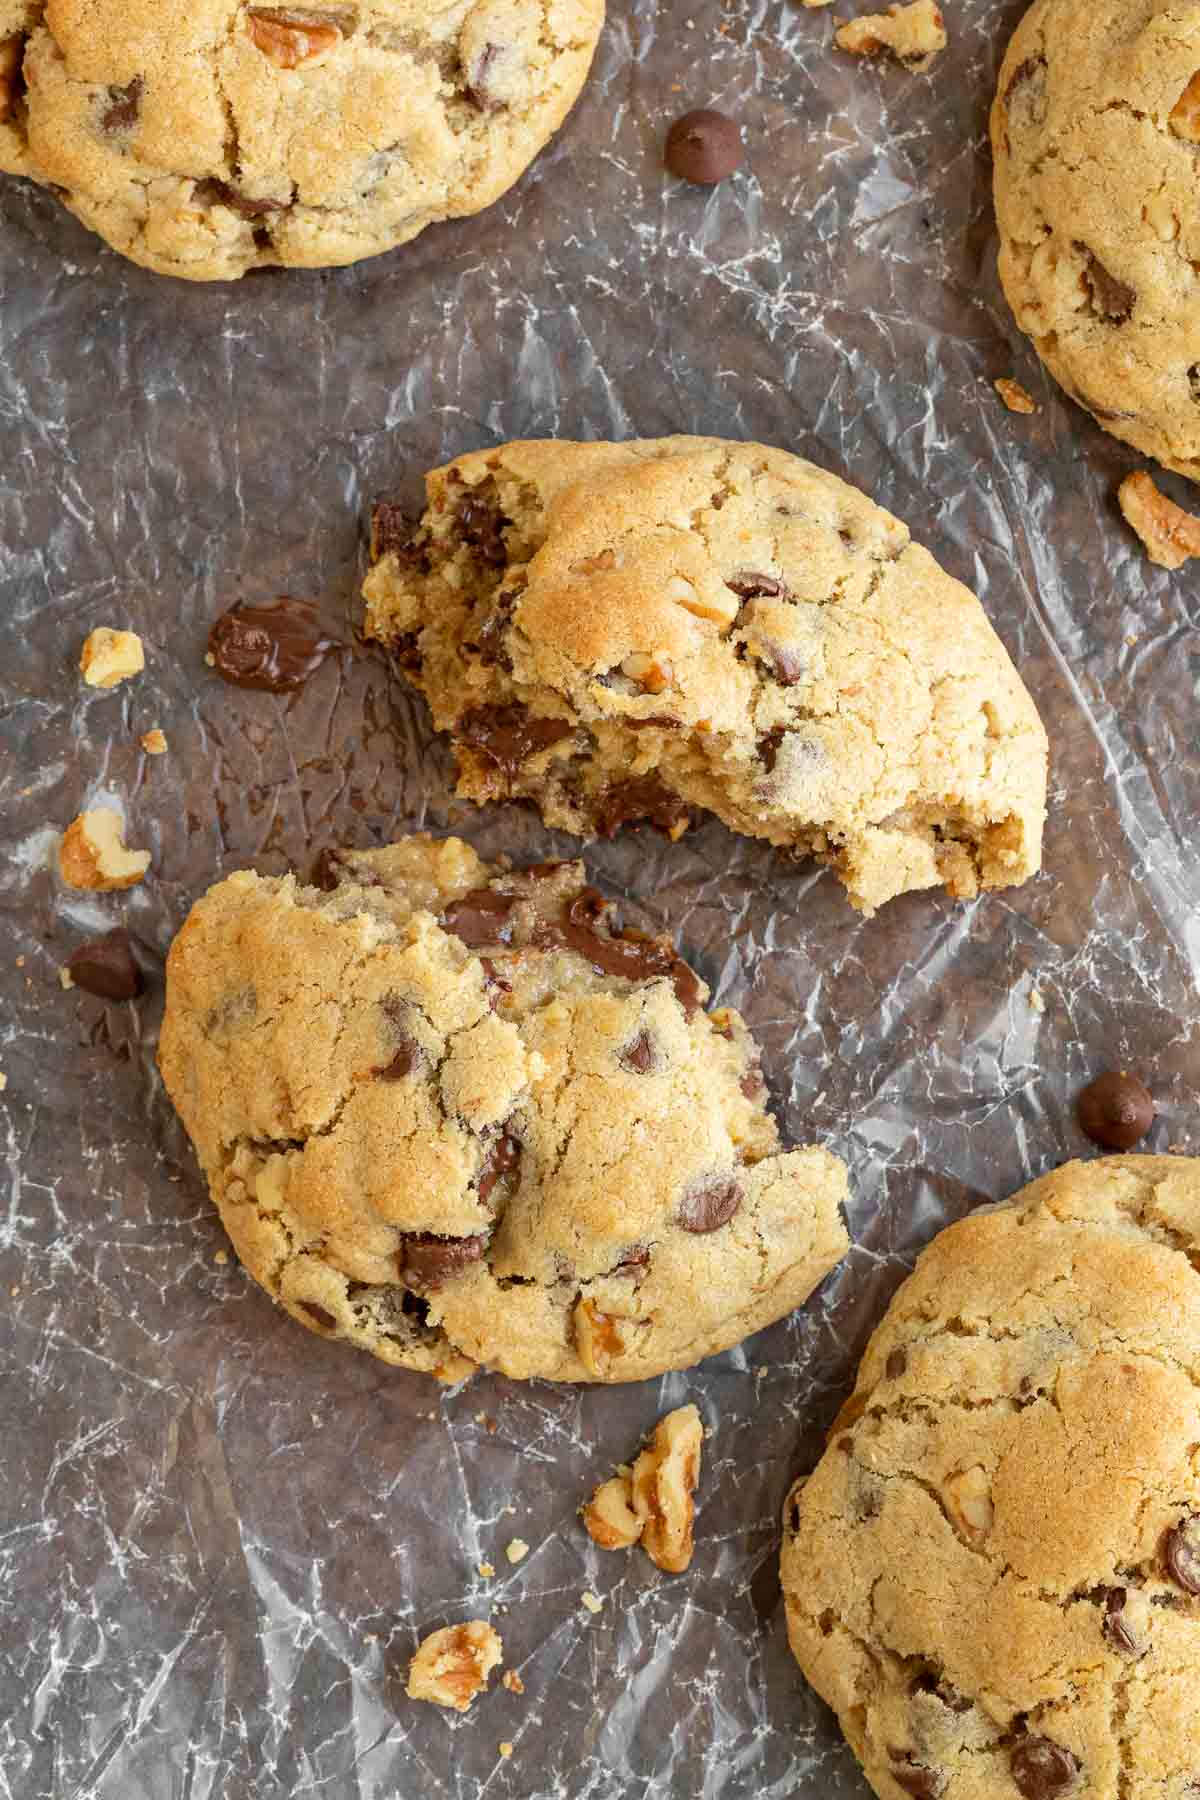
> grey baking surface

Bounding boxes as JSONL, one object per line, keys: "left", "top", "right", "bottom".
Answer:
{"left": 1, "top": 1, "right": 1198, "bottom": 1796}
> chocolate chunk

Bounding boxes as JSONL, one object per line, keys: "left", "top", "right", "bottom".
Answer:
{"left": 1076, "top": 1071, "right": 1154, "bottom": 1150}
{"left": 664, "top": 109, "right": 743, "bottom": 185}
{"left": 758, "top": 727, "right": 785, "bottom": 773}
{"left": 208, "top": 597, "right": 338, "bottom": 693}
{"left": 102, "top": 77, "right": 143, "bottom": 132}
{"left": 1189, "top": 365, "right": 1200, "bottom": 406}
{"left": 1164, "top": 1515, "right": 1200, "bottom": 1594}
{"left": 594, "top": 776, "right": 691, "bottom": 840}
{"left": 468, "top": 593, "right": 515, "bottom": 669}
{"left": 678, "top": 1174, "right": 743, "bottom": 1234}
{"left": 66, "top": 929, "right": 143, "bottom": 1001}
{"left": 457, "top": 706, "right": 573, "bottom": 783}
{"left": 620, "top": 1029, "right": 655, "bottom": 1074}
{"left": 372, "top": 502, "right": 431, "bottom": 571}
{"left": 886, "top": 1348, "right": 908, "bottom": 1380}
{"left": 1010, "top": 1737, "right": 1081, "bottom": 1800}
{"left": 298, "top": 1300, "right": 338, "bottom": 1331}
{"left": 1103, "top": 1587, "right": 1145, "bottom": 1655}
{"left": 1076, "top": 246, "right": 1135, "bottom": 324}
{"left": 454, "top": 485, "right": 510, "bottom": 566}
{"left": 466, "top": 41, "right": 505, "bottom": 109}
{"left": 477, "top": 1132, "right": 520, "bottom": 1204}
{"left": 760, "top": 642, "right": 805, "bottom": 686}
{"left": 376, "top": 1033, "right": 420, "bottom": 1081}
{"left": 555, "top": 889, "right": 703, "bottom": 1015}
{"left": 311, "top": 847, "right": 348, "bottom": 891}
{"left": 401, "top": 1232, "right": 488, "bottom": 1292}
{"left": 727, "top": 571, "right": 788, "bottom": 600}
{"left": 195, "top": 178, "right": 284, "bottom": 219}
{"left": 441, "top": 887, "right": 519, "bottom": 948}
{"left": 889, "top": 1755, "right": 945, "bottom": 1799}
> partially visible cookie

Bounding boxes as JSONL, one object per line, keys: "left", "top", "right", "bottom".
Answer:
{"left": 363, "top": 438, "right": 1048, "bottom": 916}
{"left": 159, "top": 834, "right": 849, "bottom": 1381}
{"left": 993, "top": 0, "right": 1200, "bottom": 479}
{"left": 782, "top": 1155, "right": 1200, "bottom": 1800}
{"left": 0, "top": 0, "right": 603, "bottom": 280}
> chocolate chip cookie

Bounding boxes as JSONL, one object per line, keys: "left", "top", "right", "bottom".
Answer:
{"left": 0, "top": 0, "right": 603, "bottom": 280}
{"left": 782, "top": 1155, "right": 1200, "bottom": 1800}
{"left": 993, "top": 0, "right": 1200, "bottom": 479}
{"left": 159, "top": 834, "right": 849, "bottom": 1381}
{"left": 362, "top": 438, "right": 1048, "bottom": 916}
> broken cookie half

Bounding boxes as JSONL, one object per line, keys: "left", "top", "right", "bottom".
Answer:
{"left": 363, "top": 438, "right": 1047, "bottom": 915}
{"left": 159, "top": 834, "right": 849, "bottom": 1382}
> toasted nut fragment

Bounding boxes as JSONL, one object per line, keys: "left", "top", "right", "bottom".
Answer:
{"left": 501, "top": 1668, "right": 524, "bottom": 1694}
{"left": 836, "top": 0, "right": 947, "bottom": 68}
{"left": 583, "top": 1471, "right": 643, "bottom": 1550}
{"left": 621, "top": 651, "right": 675, "bottom": 694}
{"left": 0, "top": 35, "right": 21, "bottom": 123}
{"left": 80, "top": 627, "right": 145, "bottom": 689}
{"left": 574, "top": 1296, "right": 646, "bottom": 1376}
{"left": 247, "top": 9, "right": 344, "bottom": 67}
{"left": 406, "top": 1621, "right": 503, "bottom": 1712}
{"left": 665, "top": 572, "right": 738, "bottom": 627}
{"left": 995, "top": 378, "right": 1038, "bottom": 416}
{"left": 945, "top": 1464, "right": 994, "bottom": 1540}
{"left": 1118, "top": 471, "right": 1200, "bottom": 571}
{"left": 140, "top": 728, "right": 168, "bottom": 755}
{"left": 630, "top": 1403, "right": 704, "bottom": 1573}
{"left": 59, "top": 808, "right": 150, "bottom": 891}
{"left": 1170, "top": 71, "right": 1200, "bottom": 143}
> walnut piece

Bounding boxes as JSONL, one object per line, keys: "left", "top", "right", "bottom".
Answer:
{"left": 620, "top": 651, "right": 675, "bottom": 694}
{"left": 59, "top": 808, "right": 151, "bottom": 891}
{"left": 995, "top": 378, "right": 1038, "bottom": 416}
{"left": 406, "top": 1621, "right": 503, "bottom": 1712}
{"left": 1170, "top": 71, "right": 1200, "bottom": 143}
{"left": 582, "top": 1470, "right": 643, "bottom": 1550}
{"left": 80, "top": 627, "right": 145, "bottom": 689}
{"left": 1118, "top": 471, "right": 1200, "bottom": 571}
{"left": 247, "top": 9, "right": 345, "bottom": 67}
{"left": 630, "top": 1403, "right": 704, "bottom": 1573}
{"left": 944, "top": 1464, "right": 994, "bottom": 1541}
{"left": 0, "top": 35, "right": 21, "bottom": 123}
{"left": 574, "top": 1296, "right": 646, "bottom": 1376}
{"left": 836, "top": 0, "right": 947, "bottom": 69}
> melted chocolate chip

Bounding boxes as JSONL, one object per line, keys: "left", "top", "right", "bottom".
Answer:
{"left": 727, "top": 571, "right": 788, "bottom": 600}
{"left": 1077, "top": 247, "right": 1135, "bottom": 324}
{"left": 441, "top": 888, "right": 519, "bottom": 948}
{"left": 479, "top": 957, "right": 513, "bottom": 1007}
{"left": 911, "top": 1672, "right": 971, "bottom": 1713}
{"left": 1005, "top": 56, "right": 1045, "bottom": 102}
{"left": 477, "top": 1132, "right": 520, "bottom": 1204}
{"left": 208, "top": 597, "right": 337, "bottom": 693}
{"left": 889, "top": 1755, "right": 945, "bottom": 1799}
{"left": 611, "top": 1244, "right": 651, "bottom": 1275}
{"left": 623, "top": 713, "right": 679, "bottom": 731}
{"left": 1010, "top": 1737, "right": 1081, "bottom": 1800}
{"left": 401, "top": 1232, "right": 488, "bottom": 1292}
{"left": 1103, "top": 1587, "right": 1144, "bottom": 1655}
{"left": 1076, "top": 1071, "right": 1154, "bottom": 1150}
{"left": 761, "top": 642, "right": 805, "bottom": 686}
{"left": 376, "top": 1034, "right": 420, "bottom": 1081}
{"left": 457, "top": 706, "right": 573, "bottom": 782}
{"left": 678, "top": 1174, "right": 743, "bottom": 1234}
{"left": 1164, "top": 1515, "right": 1200, "bottom": 1594}
{"left": 390, "top": 632, "right": 424, "bottom": 674}
{"left": 555, "top": 890, "right": 703, "bottom": 1016}
{"left": 372, "top": 502, "right": 431, "bottom": 571}
{"left": 886, "top": 1348, "right": 908, "bottom": 1381}
{"left": 195, "top": 178, "right": 284, "bottom": 219}
{"left": 454, "top": 485, "right": 510, "bottom": 566}
{"left": 470, "top": 593, "right": 516, "bottom": 668}
{"left": 298, "top": 1300, "right": 338, "bottom": 1331}
{"left": 664, "top": 109, "right": 744, "bottom": 185}
{"left": 593, "top": 776, "right": 691, "bottom": 840}
{"left": 758, "top": 727, "right": 785, "bottom": 773}
{"left": 102, "top": 77, "right": 143, "bottom": 132}
{"left": 620, "top": 1030, "right": 656, "bottom": 1074}
{"left": 66, "top": 929, "right": 143, "bottom": 1001}
{"left": 466, "top": 41, "right": 505, "bottom": 109}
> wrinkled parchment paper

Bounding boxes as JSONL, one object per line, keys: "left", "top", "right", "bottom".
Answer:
{"left": 3, "top": 2, "right": 1199, "bottom": 1794}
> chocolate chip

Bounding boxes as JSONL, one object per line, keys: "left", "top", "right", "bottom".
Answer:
{"left": 479, "top": 957, "right": 512, "bottom": 1008}
{"left": 886, "top": 1348, "right": 907, "bottom": 1380}
{"left": 889, "top": 1754, "right": 945, "bottom": 1799}
{"left": 477, "top": 1132, "right": 520, "bottom": 1204}
{"left": 1010, "top": 1737, "right": 1081, "bottom": 1800}
{"left": 678, "top": 1174, "right": 743, "bottom": 1233}
{"left": 376, "top": 1034, "right": 420, "bottom": 1081}
{"left": 623, "top": 714, "right": 679, "bottom": 731}
{"left": 66, "top": 929, "right": 143, "bottom": 1001}
{"left": 466, "top": 41, "right": 505, "bottom": 109}
{"left": 469, "top": 594, "right": 515, "bottom": 668}
{"left": 208, "top": 597, "right": 338, "bottom": 693}
{"left": 910, "top": 1672, "right": 971, "bottom": 1713}
{"left": 611, "top": 1244, "right": 651, "bottom": 1275}
{"left": 760, "top": 642, "right": 805, "bottom": 686}
{"left": 311, "top": 847, "right": 349, "bottom": 891}
{"left": 194, "top": 178, "right": 284, "bottom": 219}
{"left": 1076, "top": 1071, "right": 1154, "bottom": 1150}
{"left": 664, "top": 109, "right": 743, "bottom": 185}
{"left": 553, "top": 889, "right": 703, "bottom": 1016}
{"left": 593, "top": 776, "right": 692, "bottom": 840}
{"left": 401, "top": 1232, "right": 487, "bottom": 1292}
{"left": 457, "top": 706, "right": 573, "bottom": 783}
{"left": 102, "top": 77, "right": 142, "bottom": 132}
{"left": 391, "top": 632, "right": 424, "bottom": 675}
{"left": 441, "top": 888, "right": 519, "bottom": 949}
{"left": 1164, "top": 1515, "right": 1200, "bottom": 1594}
{"left": 1189, "top": 365, "right": 1200, "bottom": 406}
{"left": 727, "top": 571, "right": 788, "bottom": 600}
{"left": 1076, "top": 246, "right": 1135, "bottom": 324}
{"left": 298, "top": 1300, "right": 338, "bottom": 1331}
{"left": 758, "top": 728, "right": 785, "bottom": 773}
{"left": 1102, "top": 1587, "right": 1145, "bottom": 1655}
{"left": 372, "top": 502, "right": 431, "bottom": 571}
{"left": 455, "top": 485, "right": 509, "bottom": 566}
{"left": 619, "top": 1030, "right": 656, "bottom": 1073}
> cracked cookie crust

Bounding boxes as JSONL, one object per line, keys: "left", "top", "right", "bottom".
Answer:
{"left": 362, "top": 438, "right": 1048, "bottom": 916}
{"left": 0, "top": 0, "right": 603, "bottom": 279}
{"left": 993, "top": 0, "right": 1200, "bottom": 480}
{"left": 158, "top": 834, "right": 849, "bottom": 1382}
{"left": 782, "top": 1155, "right": 1200, "bottom": 1800}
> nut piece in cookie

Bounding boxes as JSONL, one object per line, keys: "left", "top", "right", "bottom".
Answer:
{"left": 59, "top": 808, "right": 150, "bottom": 891}
{"left": 79, "top": 627, "right": 145, "bottom": 688}
{"left": 1118, "top": 472, "right": 1200, "bottom": 572}
{"left": 836, "top": 1, "right": 946, "bottom": 69}
{"left": 407, "top": 1621, "right": 502, "bottom": 1712}
{"left": 781, "top": 1155, "right": 1200, "bottom": 1800}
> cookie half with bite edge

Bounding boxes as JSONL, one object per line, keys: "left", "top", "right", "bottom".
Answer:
{"left": 159, "top": 834, "right": 849, "bottom": 1382}
{"left": 362, "top": 437, "right": 1048, "bottom": 916}
{"left": 782, "top": 1154, "right": 1200, "bottom": 1800}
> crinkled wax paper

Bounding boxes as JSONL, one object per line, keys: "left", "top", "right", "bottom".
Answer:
{"left": 2, "top": 1, "right": 1199, "bottom": 1795}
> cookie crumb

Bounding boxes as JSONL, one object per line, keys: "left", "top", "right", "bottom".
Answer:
{"left": 499, "top": 1742, "right": 513, "bottom": 1759}
{"left": 478, "top": 1561, "right": 496, "bottom": 1579}
{"left": 214, "top": 1249, "right": 228, "bottom": 1264}
{"left": 1029, "top": 988, "right": 1045, "bottom": 1013}
{"left": 756, "top": 1364, "right": 769, "bottom": 1378}
{"left": 0, "top": 1072, "right": 7, "bottom": 1092}
{"left": 140, "top": 728, "right": 168, "bottom": 755}
{"left": 407, "top": 1621, "right": 503, "bottom": 1712}
{"left": 79, "top": 627, "right": 145, "bottom": 689}
{"left": 59, "top": 807, "right": 150, "bottom": 891}
{"left": 580, "top": 1590, "right": 604, "bottom": 1615}
{"left": 505, "top": 1539, "right": 529, "bottom": 1564}
{"left": 995, "top": 377, "right": 1038, "bottom": 415}
{"left": 59, "top": 967, "right": 75, "bottom": 991}
{"left": 1118, "top": 470, "right": 1200, "bottom": 570}
{"left": 836, "top": 0, "right": 946, "bottom": 67}
{"left": 502, "top": 1669, "right": 525, "bottom": 1694}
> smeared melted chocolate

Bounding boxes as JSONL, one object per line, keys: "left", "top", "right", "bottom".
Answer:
{"left": 208, "top": 597, "right": 338, "bottom": 693}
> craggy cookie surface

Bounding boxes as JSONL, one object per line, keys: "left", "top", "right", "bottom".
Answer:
{"left": 362, "top": 438, "right": 1047, "bottom": 915}
{"left": 782, "top": 1155, "right": 1200, "bottom": 1800}
{"left": 159, "top": 835, "right": 849, "bottom": 1382}
{"left": 993, "top": 0, "right": 1200, "bottom": 479}
{"left": 0, "top": 0, "right": 602, "bottom": 279}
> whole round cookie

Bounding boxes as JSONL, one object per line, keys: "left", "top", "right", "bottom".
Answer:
{"left": 0, "top": 0, "right": 603, "bottom": 280}
{"left": 993, "top": 0, "right": 1200, "bottom": 479}
{"left": 159, "top": 835, "right": 849, "bottom": 1382}
{"left": 363, "top": 437, "right": 1048, "bottom": 917}
{"left": 782, "top": 1155, "right": 1200, "bottom": 1800}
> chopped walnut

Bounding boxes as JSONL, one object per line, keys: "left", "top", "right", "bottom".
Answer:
{"left": 1170, "top": 71, "right": 1200, "bottom": 143}
{"left": 79, "top": 627, "right": 145, "bottom": 689}
{"left": 140, "top": 728, "right": 168, "bottom": 755}
{"left": 836, "top": 0, "right": 947, "bottom": 69}
{"left": 574, "top": 1296, "right": 646, "bottom": 1376}
{"left": 630, "top": 1404, "right": 704, "bottom": 1574}
{"left": 944, "top": 1464, "right": 994, "bottom": 1541}
{"left": 1118, "top": 471, "right": 1200, "bottom": 571}
{"left": 501, "top": 1668, "right": 524, "bottom": 1694}
{"left": 620, "top": 651, "right": 675, "bottom": 694}
{"left": 0, "top": 35, "right": 22, "bottom": 123}
{"left": 995, "top": 378, "right": 1038, "bottom": 416}
{"left": 59, "top": 808, "right": 150, "bottom": 891}
{"left": 406, "top": 1621, "right": 503, "bottom": 1712}
{"left": 582, "top": 1471, "right": 643, "bottom": 1550}
{"left": 247, "top": 8, "right": 345, "bottom": 67}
